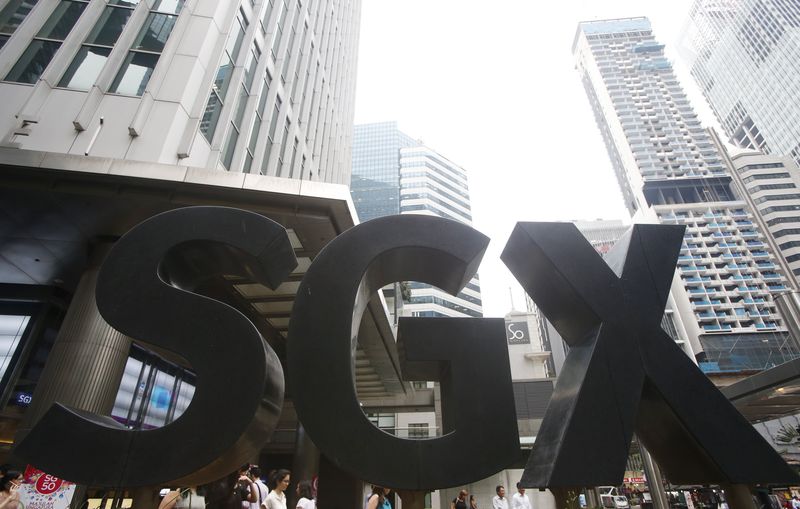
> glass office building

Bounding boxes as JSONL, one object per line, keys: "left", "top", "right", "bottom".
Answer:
{"left": 682, "top": 0, "right": 800, "bottom": 165}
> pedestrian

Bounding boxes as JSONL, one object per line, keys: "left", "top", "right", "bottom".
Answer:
{"left": 452, "top": 490, "right": 469, "bottom": 509}
{"left": 249, "top": 466, "right": 269, "bottom": 509}
{"left": 493, "top": 486, "right": 509, "bottom": 509}
{"left": 791, "top": 496, "right": 800, "bottom": 509}
{"left": 367, "top": 486, "right": 391, "bottom": 509}
{"left": 296, "top": 480, "right": 316, "bottom": 509}
{"left": 236, "top": 465, "right": 258, "bottom": 508}
{"left": 471, "top": 495, "right": 479, "bottom": 509}
{"left": 266, "top": 469, "right": 291, "bottom": 509}
{"left": 511, "top": 483, "right": 532, "bottom": 509}
{"left": 0, "top": 471, "right": 22, "bottom": 509}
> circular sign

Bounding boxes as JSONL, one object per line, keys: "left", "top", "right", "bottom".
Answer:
{"left": 35, "top": 474, "right": 63, "bottom": 495}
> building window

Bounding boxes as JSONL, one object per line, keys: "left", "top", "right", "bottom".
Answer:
{"left": 408, "top": 423, "right": 430, "bottom": 439}
{"left": 111, "top": 344, "right": 195, "bottom": 429}
{"left": 59, "top": 2, "right": 136, "bottom": 90}
{"left": 5, "top": 0, "right": 88, "bottom": 84}
{"left": 109, "top": 2, "right": 182, "bottom": 96}
{"left": 0, "top": 0, "right": 41, "bottom": 50}
{"left": 200, "top": 7, "right": 249, "bottom": 143}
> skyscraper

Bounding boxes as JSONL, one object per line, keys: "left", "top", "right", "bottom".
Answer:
{"left": 351, "top": 121, "right": 483, "bottom": 318}
{"left": 573, "top": 17, "right": 798, "bottom": 376}
{"left": 0, "top": 1, "right": 378, "bottom": 503}
{"left": 0, "top": 0, "right": 359, "bottom": 183}
{"left": 681, "top": 0, "right": 800, "bottom": 165}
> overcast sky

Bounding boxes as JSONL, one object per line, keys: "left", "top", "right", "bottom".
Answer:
{"left": 353, "top": 0, "right": 718, "bottom": 317}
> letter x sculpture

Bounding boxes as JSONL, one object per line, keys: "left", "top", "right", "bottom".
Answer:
{"left": 502, "top": 222, "right": 797, "bottom": 487}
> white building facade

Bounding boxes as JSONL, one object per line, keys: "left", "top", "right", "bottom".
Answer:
{"left": 573, "top": 17, "right": 798, "bottom": 378}
{"left": 0, "top": 0, "right": 359, "bottom": 184}
{"left": 681, "top": 0, "right": 800, "bottom": 165}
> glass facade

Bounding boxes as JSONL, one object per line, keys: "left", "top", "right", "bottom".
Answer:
{"left": 111, "top": 345, "right": 194, "bottom": 429}
{"left": 351, "top": 122, "right": 483, "bottom": 319}
{"left": 684, "top": 0, "right": 800, "bottom": 166}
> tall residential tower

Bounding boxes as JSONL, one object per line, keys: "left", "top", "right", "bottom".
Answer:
{"left": 573, "top": 17, "right": 798, "bottom": 376}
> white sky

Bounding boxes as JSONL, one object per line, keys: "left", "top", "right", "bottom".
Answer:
{"left": 353, "top": 0, "right": 719, "bottom": 317}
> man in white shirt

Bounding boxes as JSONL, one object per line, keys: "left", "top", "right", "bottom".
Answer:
{"left": 249, "top": 466, "right": 270, "bottom": 509}
{"left": 492, "top": 486, "right": 509, "bottom": 509}
{"left": 511, "top": 483, "right": 532, "bottom": 509}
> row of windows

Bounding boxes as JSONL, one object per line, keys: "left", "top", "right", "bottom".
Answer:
{"left": 400, "top": 164, "right": 470, "bottom": 199}
{"left": 739, "top": 162, "right": 786, "bottom": 171}
{"left": 762, "top": 204, "right": 800, "bottom": 214}
{"left": 748, "top": 182, "right": 797, "bottom": 193}
{"left": 400, "top": 185, "right": 471, "bottom": 212}
{"left": 767, "top": 215, "right": 800, "bottom": 226}
{"left": 401, "top": 204, "right": 466, "bottom": 224}
{"left": 407, "top": 295, "right": 482, "bottom": 318}
{"left": 742, "top": 172, "right": 792, "bottom": 183}
{"left": 774, "top": 228, "right": 800, "bottom": 238}
{"left": 4, "top": 0, "right": 182, "bottom": 96}
{"left": 754, "top": 193, "right": 800, "bottom": 205}
{"left": 400, "top": 194, "right": 472, "bottom": 222}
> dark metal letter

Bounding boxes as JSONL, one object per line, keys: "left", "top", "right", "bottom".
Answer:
{"left": 14, "top": 206, "right": 296, "bottom": 487}
{"left": 288, "top": 215, "right": 519, "bottom": 490}
{"left": 502, "top": 222, "right": 797, "bottom": 487}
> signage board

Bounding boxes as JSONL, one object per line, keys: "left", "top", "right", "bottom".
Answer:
{"left": 18, "top": 466, "right": 75, "bottom": 509}
{"left": 506, "top": 321, "right": 530, "bottom": 345}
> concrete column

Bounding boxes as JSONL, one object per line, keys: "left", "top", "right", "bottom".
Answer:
{"left": 721, "top": 485, "right": 757, "bottom": 509}
{"left": 16, "top": 265, "right": 132, "bottom": 443}
{"left": 290, "top": 423, "right": 320, "bottom": 509}
{"left": 640, "top": 444, "right": 668, "bottom": 509}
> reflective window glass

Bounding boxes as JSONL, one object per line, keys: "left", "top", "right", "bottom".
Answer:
{"left": 200, "top": 93, "right": 223, "bottom": 141}
{"left": 152, "top": 0, "right": 184, "bottom": 14}
{"left": 249, "top": 116, "right": 260, "bottom": 153}
{"left": 213, "top": 55, "right": 233, "bottom": 98}
{"left": 59, "top": 45, "right": 110, "bottom": 89}
{"left": 5, "top": 39, "right": 59, "bottom": 83}
{"left": 0, "top": 0, "right": 40, "bottom": 35}
{"left": 233, "top": 85, "right": 247, "bottom": 126}
{"left": 225, "top": 19, "right": 245, "bottom": 60}
{"left": 222, "top": 127, "right": 239, "bottom": 169}
{"left": 131, "top": 12, "right": 176, "bottom": 52}
{"left": 0, "top": 35, "right": 8, "bottom": 49}
{"left": 110, "top": 51, "right": 158, "bottom": 95}
{"left": 85, "top": 6, "right": 133, "bottom": 46}
{"left": 109, "top": 0, "right": 139, "bottom": 6}
{"left": 37, "top": 1, "right": 86, "bottom": 40}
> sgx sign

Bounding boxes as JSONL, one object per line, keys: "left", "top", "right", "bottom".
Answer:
{"left": 13, "top": 207, "right": 797, "bottom": 490}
